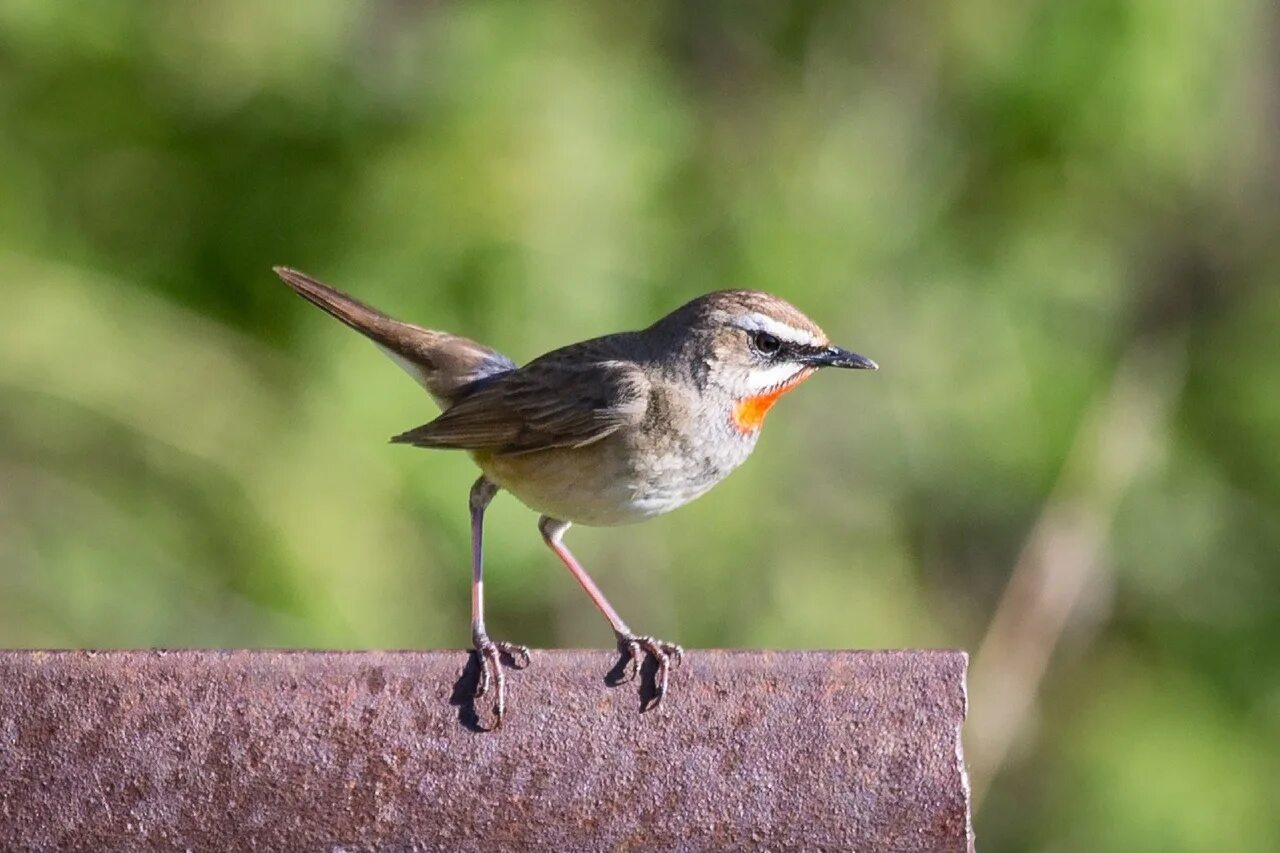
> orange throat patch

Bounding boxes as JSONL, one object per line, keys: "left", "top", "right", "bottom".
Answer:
{"left": 731, "top": 370, "right": 814, "bottom": 433}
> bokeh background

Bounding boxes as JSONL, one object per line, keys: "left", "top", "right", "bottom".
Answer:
{"left": 2, "top": 2, "right": 1278, "bottom": 848}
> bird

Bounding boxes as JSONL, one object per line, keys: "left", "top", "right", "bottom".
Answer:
{"left": 274, "top": 266, "right": 877, "bottom": 726}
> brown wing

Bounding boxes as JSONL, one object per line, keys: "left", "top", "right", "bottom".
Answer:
{"left": 391, "top": 345, "right": 650, "bottom": 455}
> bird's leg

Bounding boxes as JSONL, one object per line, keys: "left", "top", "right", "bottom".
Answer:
{"left": 538, "top": 516, "right": 683, "bottom": 706}
{"left": 468, "top": 476, "right": 530, "bottom": 728}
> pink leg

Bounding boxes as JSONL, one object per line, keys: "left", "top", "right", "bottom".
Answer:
{"left": 538, "top": 516, "right": 683, "bottom": 705}
{"left": 467, "top": 477, "right": 529, "bottom": 728}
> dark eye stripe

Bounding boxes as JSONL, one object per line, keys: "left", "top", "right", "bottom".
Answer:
{"left": 747, "top": 327, "right": 828, "bottom": 362}
{"left": 789, "top": 343, "right": 826, "bottom": 360}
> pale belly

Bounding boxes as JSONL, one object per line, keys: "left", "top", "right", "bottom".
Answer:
{"left": 472, "top": 430, "right": 757, "bottom": 527}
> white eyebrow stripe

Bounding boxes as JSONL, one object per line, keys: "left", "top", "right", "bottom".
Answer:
{"left": 733, "top": 312, "right": 820, "bottom": 347}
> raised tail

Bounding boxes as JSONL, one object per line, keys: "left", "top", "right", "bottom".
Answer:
{"left": 274, "top": 266, "right": 516, "bottom": 407}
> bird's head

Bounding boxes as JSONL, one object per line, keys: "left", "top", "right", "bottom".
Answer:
{"left": 652, "top": 290, "right": 877, "bottom": 433}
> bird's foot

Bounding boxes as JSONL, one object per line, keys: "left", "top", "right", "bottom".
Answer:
{"left": 472, "top": 635, "right": 531, "bottom": 728}
{"left": 614, "top": 631, "right": 684, "bottom": 708}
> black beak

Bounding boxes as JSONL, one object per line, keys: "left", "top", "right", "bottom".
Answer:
{"left": 805, "top": 346, "right": 878, "bottom": 370}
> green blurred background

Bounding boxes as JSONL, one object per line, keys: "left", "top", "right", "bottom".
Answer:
{"left": 2, "top": 1, "right": 1277, "bottom": 848}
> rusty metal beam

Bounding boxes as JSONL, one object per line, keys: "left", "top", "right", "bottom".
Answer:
{"left": 0, "top": 650, "right": 971, "bottom": 851}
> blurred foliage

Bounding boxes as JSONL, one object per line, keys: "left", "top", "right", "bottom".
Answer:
{"left": 1, "top": 1, "right": 1278, "bottom": 849}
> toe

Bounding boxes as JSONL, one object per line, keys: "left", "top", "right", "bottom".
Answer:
{"left": 623, "top": 641, "right": 643, "bottom": 683}
{"left": 474, "top": 657, "right": 492, "bottom": 698}
{"left": 502, "top": 643, "right": 532, "bottom": 669}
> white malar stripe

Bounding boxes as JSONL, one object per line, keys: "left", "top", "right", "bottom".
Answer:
{"left": 733, "top": 312, "right": 820, "bottom": 347}
{"left": 745, "top": 361, "right": 807, "bottom": 393}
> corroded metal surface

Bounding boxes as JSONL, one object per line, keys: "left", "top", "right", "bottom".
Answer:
{"left": 0, "top": 650, "right": 971, "bottom": 851}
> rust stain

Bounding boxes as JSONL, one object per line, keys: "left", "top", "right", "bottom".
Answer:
{"left": 0, "top": 649, "right": 971, "bottom": 852}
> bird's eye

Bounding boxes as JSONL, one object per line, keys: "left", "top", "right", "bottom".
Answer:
{"left": 751, "top": 331, "right": 782, "bottom": 356}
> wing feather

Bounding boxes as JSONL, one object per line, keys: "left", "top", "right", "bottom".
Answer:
{"left": 391, "top": 346, "right": 650, "bottom": 455}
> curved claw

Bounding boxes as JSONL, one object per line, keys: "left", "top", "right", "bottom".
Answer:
{"left": 472, "top": 638, "right": 526, "bottom": 728}
{"left": 474, "top": 648, "right": 491, "bottom": 698}
{"left": 619, "top": 639, "right": 643, "bottom": 683}
{"left": 479, "top": 643, "right": 505, "bottom": 722}
{"left": 496, "top": 641, "right": 532, "bottom": 670}
{"left": 616, "top": 633, "right": 684, "bottom": 707}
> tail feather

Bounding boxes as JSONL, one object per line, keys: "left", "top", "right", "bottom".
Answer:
{"left": 274, "top": 266, "right": 515, "bottom": 407}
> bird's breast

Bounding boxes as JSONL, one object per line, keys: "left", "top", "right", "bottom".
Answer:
{"left": 474, "top": 413, "right": 758, "bottom": 527}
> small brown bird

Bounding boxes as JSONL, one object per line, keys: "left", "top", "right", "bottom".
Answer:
{"left": 275, "top": 267, "right": 877, "bottom": 725}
